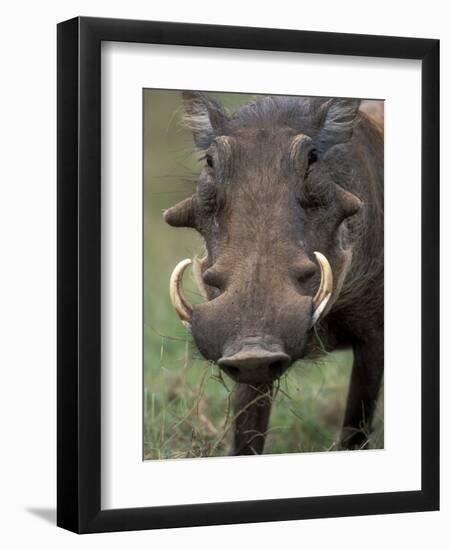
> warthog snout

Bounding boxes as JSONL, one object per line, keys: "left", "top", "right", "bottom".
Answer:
{"left": 218, "top": 340, "right": 291, "bottom": 384}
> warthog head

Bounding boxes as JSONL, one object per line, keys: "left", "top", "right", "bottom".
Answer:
{"left": 165, "top": 92, "right": 363, "bottom": 384}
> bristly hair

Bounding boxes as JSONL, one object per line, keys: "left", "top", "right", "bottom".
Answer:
{"left": 228, "top": 95, "right": 326, "bottom": 133}
{"left": 182, "top": 93, "right": 361, "bottom": 153}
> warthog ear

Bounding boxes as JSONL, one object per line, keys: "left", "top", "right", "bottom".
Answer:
{"left": 318, "top": 98, "right": 361, "bottom": 150}
{"left": 182, "top": 91, "right": 229, "bottom": 149}
{"left": 164, "top": 196, "right": 196, "bottom": 228}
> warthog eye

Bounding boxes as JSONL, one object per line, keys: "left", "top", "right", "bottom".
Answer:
{"left": 308, "top": 149, "right": 318, "bottom": 166}
{"left": 305, "top": 149, "right": 318, "bottom": 178}
{"left": 290, "top": 135, "right": 318, "bottom": 178}
{"left": 206, "top": 154, "right": 214, "bottom": 168}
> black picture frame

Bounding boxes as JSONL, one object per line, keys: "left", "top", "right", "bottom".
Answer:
{"left": 57, "top": 16, "right": 439, "bottom": 533}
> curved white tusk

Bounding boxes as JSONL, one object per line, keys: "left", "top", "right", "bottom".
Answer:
{"left": 311, "top": 251, "right": 333, "bottom": 326}
{"left": 311, "top": 293, "right": 331, "bottom": 326}
{"left": 169, "top": 259, "right": 193, "bottom": 326}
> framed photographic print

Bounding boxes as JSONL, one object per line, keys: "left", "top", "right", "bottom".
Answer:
{"left": 57, "top": 17, "right": 439, "bottom": 533}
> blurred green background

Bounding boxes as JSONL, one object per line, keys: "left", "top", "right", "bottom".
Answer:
{"left": 143, "top": 89, "right": 383, "bottom": 460}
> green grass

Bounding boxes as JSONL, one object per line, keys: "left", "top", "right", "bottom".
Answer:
{"left": 143, "top": 339, "right": 384, "bottom": 460}
{"left": 143, "top": 89, "right": 384, "bottom": 460}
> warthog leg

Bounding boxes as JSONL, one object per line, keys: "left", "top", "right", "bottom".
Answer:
{"left": 340, "top": 331, "right": 384, "bottom": 450}
{"left": 231, "top": 382, "right": 273, "bottom": 455}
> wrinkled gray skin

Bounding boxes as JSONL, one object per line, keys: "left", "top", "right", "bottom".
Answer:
{"left": 165, "top": 93, "right": 384, "bottom": 455}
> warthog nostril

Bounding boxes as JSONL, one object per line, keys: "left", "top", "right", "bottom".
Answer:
{"left": 218, "top": 347, "right": 291, "bottom": 383}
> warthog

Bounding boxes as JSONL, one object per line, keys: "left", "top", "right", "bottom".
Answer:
{"left": 164, "top": 92, "right": 383, "bottom": 455}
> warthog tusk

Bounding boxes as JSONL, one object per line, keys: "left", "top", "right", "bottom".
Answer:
{"left": 311, "top": 251, "right": 333, "bottom": 326}
{"left": 169, "top": 259, "right": 193, "bottom": 325}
